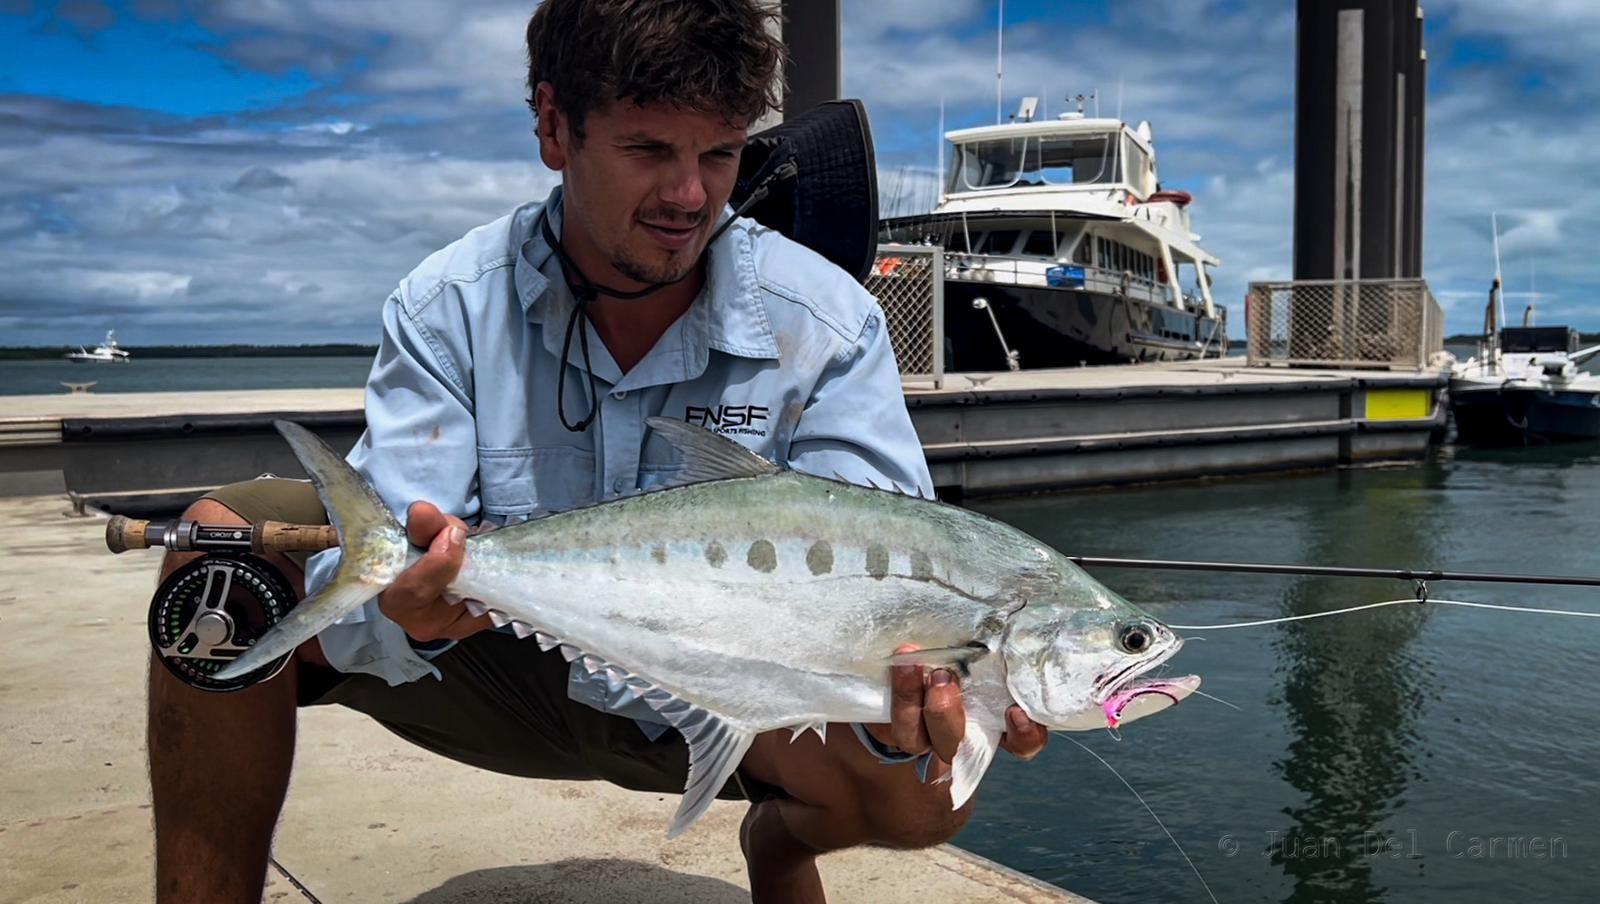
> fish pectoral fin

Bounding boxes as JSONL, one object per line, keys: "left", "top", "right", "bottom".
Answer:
{"left": 948, "top": 709, "right": 1005, "bottom": 810}
{"left": 644, "top": 416, "right": 779, "bottom": 483}
{"left": 886, "top": 642, "right": 991, "bottom": 669}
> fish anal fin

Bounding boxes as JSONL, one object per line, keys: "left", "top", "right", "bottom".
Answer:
{"left": 786, "top": 721, "right": 828, "bottom": 744}
{"left": 645, "top": 416, "right": 779, "bottom": 484}
{"left": 666, "top": 708, "right": 756, "bottom": 838}
{"left": 540, "top": 640, "right": 754, "bottom": 838}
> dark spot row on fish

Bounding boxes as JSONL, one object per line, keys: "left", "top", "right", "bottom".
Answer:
{"left": 747, "top": 539, "right": 777, "bottom": 573}
{"left": 675, "top": 540, "right": 947, "bottom": 582}
{"left": 681, "top": 539, "right": 936, "bottom": 581}
{"left": 806, "top": 540, "right": 833, "bottom": 575}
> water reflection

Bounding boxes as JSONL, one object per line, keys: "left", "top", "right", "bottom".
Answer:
{"left": 1269, "top": 467, "right": 1437, "bottom": 904}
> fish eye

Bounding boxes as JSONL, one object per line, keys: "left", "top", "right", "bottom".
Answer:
{"left": 1118, "top": 622, "right": 1154, "bottom": 654}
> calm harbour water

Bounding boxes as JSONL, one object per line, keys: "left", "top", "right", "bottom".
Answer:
{"left": 962, "top": 445, "right": 1600, "bottom": 904}
{"left": 0, "top": 356, "right": 372, "bottom": 397}
{"left": 7, "top": 355, "right": 1598, "bottom": 902}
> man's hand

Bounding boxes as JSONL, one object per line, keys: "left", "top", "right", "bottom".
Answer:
{"left": 865, "top": 644, "right": 1050, "bottom": 767}
{"left": 376, "top": 501, "right": 494, "bottom": 643}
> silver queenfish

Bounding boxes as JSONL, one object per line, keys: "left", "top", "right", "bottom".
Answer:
{"left": 218, "top": 418, "right": 1199, "bottom": 836}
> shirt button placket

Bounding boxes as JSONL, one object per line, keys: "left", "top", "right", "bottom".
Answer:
{"left": 605, "top": 389, "right": 641, "bottom": 497}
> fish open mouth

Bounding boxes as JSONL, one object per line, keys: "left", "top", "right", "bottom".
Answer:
{"left": 1093, "top": 636, "right": 1182, "bottom": 702}
{"left": 1093, "top": 638, "right": 1200, "bottom": 729}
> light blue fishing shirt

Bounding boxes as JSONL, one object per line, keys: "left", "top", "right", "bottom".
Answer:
{"left": 303, "top": 184, "right": 935, "bottom": 737}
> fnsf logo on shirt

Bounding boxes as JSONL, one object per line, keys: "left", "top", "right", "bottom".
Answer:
{"left": 685, "top": 404, "right": 770, "bottom": 437}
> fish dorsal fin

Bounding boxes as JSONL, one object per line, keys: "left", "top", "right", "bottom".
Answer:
{"left": 645, "top": 416, "right": 779, "bottom": 483}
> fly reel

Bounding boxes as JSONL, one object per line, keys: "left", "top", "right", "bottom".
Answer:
{"left": 147, "top": 552, "right": 297, "bottom": 692}
{"left": 108, "top": 514, "right": 339, "bottom": 692}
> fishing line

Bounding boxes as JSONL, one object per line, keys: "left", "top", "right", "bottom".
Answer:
{"left": 1187, "top": 688, "right": 1242, "bottom": 712}
{"left": 1167, "top": 597, "right": 1600, "bottom": 631}
{"left": 1069, "top": 556, "right": 1600, "bottom": 589}
{"left": 1061, "top": 734, "right": 1220, "bottom": 904}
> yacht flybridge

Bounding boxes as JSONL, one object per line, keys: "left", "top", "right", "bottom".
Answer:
{"left": 880, "top": 97, "right": 1226, "bottom": 370}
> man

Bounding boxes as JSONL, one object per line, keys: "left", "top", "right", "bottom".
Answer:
{"left": 146, "top": 1, "right": 1047, "bottom": 901}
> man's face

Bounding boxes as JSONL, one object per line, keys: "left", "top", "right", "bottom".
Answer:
{"left": 537, "top": 85, "right": 747, "bottom": 287}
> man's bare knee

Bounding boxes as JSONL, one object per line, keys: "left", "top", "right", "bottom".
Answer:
{"left": 865, "top": 786, "right": 975, "bottom": 851}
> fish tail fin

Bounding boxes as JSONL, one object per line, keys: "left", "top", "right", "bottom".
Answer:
{"left": 214, "top": 421, "right": 409, "bottom": 682}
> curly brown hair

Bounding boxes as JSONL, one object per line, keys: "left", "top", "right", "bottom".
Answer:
{"left": 525, "top": 0, "right": 787, "bottom": 142}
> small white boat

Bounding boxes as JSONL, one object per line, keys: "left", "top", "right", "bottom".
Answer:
{"left": 65, "top": 330, "right": 132, "bottom": 364}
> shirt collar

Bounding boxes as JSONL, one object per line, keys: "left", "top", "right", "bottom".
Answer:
{"left": 514, "top": 184, "right": 781, "bottom": 363}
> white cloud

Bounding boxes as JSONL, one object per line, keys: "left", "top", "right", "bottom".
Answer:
{"left": 7, "top": 0, "right": 1600, "bottom": 346}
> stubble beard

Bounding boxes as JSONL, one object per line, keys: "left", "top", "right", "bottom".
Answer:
{"left": 611, "top": 251, "right": 688, "bottom": 286}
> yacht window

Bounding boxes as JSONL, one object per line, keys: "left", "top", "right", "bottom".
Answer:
{"left": 1038, "top": 135, "right": 1118, "bottom": 185}
{"left": 979, "top": 230, "right": 1021, "bottom": 254}
{"left": 1123, "top": 137, "right": 1154, "bottom": 195}
{"left": 943, "top": 231, "right": 975, "bottom": 253}
{"left": 950, "top": 139, "right": 1035, "bottom": 191}
{"left": 950, "top": 133, "right": 1120, "bottom": 191}
{"left": 1022, "top": 230, "right": 1060, "bottom": 256}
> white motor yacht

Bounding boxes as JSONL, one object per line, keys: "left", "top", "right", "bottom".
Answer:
{"left": 880, "top": 97, "right": 1226, "bottom": 370}
{"left": 65, "top": 330, "right": 132, "bottom": 364}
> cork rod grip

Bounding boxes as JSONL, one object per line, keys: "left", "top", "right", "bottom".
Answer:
{"left": 257, "top": 522, "right": 340, "bottom": 553}
{"left": 105, "top": 516, "right": 152, "bottom": 553}
{"left": 103, "top": 516, "right": 340, "bottom": 554}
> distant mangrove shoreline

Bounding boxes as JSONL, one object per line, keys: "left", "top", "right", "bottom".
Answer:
{"left": 0, "top": 344, "right": 379, "bottom": 360}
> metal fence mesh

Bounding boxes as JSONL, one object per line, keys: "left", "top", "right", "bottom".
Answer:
{"left": 1246, "top": 279, "right": 1443, "bottom": 369}
{"left": 866, "top": 245, "right": 944, "bottom": 386}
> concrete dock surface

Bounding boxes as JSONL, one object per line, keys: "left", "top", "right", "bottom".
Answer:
{"left": 0, "top": 493, "right": 1090, "bottom": 904}
{"left": 1, "top": 356, "right": 1440, "bottom": 423}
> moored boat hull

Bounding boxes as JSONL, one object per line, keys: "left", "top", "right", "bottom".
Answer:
{"left": 941, "top": 280, "right": 1227, "bottom": 370}
{"left": 1450, "top": 382, "right": 1600, "bottom": 445}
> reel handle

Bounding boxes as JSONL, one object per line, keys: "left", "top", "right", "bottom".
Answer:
{"left": 106, "top": 516, "right": 339, "bottom": 555}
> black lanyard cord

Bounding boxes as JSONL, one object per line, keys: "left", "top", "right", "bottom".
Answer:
{"left": 541, "top": 214, "right": 682, "bottom": 431}
{"left": 540, "top": 159, "right": 798, "bottom": 433}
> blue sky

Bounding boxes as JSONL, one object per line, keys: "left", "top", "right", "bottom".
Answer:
{"left": 1, "top": 0, "right": 1595, "bottom": 346}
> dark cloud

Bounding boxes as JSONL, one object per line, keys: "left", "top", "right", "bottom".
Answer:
{"left": 223, "top": 32, "right": 374, "bottom": 78}
{"left": 56, "top": 0, "right": 116, "bottom": 32}
{"left": 230, "top": 166, "right": 293, "bottom": 192}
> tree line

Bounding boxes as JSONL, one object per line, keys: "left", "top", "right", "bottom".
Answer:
{"left": 0, "top": 345, "right": 379, "bottom": 360}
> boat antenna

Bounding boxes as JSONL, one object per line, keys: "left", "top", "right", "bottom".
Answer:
{"left": 1491, "top": 212, "right": 1506, "bottom": 330}
{"left": 1524, "top": 259, "right": 1537, "bottom": 328}
{"left": 995, "top": 0, "right": 1004, "bottom": 125}
{"left": 936, "top": 94, "right": 946, "bottom": 211}
{"left": 1115, "top": 74, "right": 1124, "bottom": 122}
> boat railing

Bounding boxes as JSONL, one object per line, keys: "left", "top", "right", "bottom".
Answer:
{"left": 939, "top": 252, "right": 1183, "bottom": 310}
{"left": 1246, "top": 278, "right": 1444, "bottom": 370}
{"left": 866, "top": 244, "right": 946, "bottom": 388}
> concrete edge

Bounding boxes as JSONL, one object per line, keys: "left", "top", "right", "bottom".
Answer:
{"left": 933, "top": 844, "right": 1094, "bottom": 903}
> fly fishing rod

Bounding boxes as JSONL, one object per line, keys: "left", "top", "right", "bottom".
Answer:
{"left": 108, "top": 514, "right": 1600, "bottom": 693}
{"left": 107, "top": 516, "right": 1600, "bottom": 588}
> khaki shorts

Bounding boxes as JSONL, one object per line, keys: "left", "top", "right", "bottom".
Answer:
{"left": 203, "top": 478, "right": 771, "bottom": 802}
